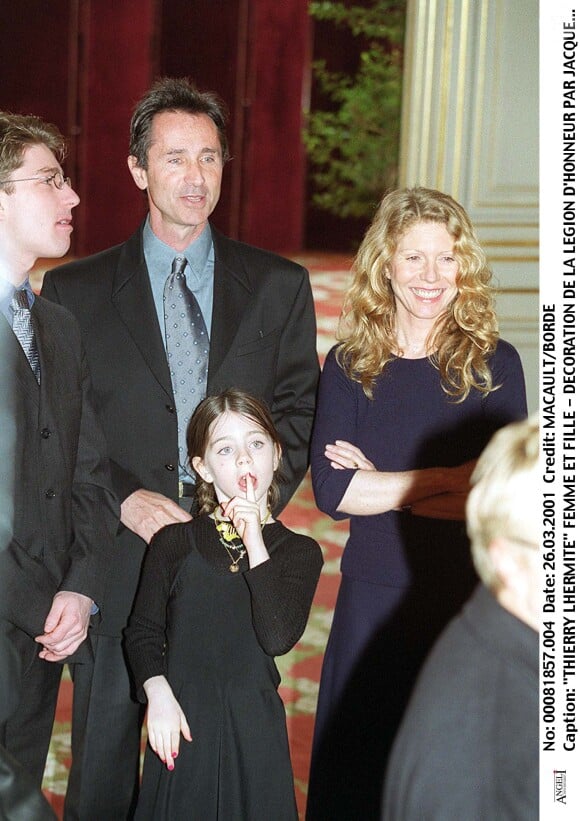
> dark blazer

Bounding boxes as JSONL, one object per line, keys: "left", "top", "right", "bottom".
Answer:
{"left": 384, "top": 585, "right": 538, "bottom": 820}
{"left": 0, "top": 297, "right": 118, "bottom": 653}
{"left": 41, "top": 223, "right": 320, "bottom": 635}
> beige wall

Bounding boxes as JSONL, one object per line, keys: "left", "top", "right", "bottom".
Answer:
{"left": 400, "top": 0, "right": 539, "bottom": 410}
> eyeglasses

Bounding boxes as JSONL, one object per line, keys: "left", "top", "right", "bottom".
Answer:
{"left": 0, "top": 170, "right": 72, "bottom": 190}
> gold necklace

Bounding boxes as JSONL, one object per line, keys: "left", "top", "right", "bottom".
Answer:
{"left": 213, "top": 508, "right": 271, "bottom": 574}
{"left": 220, "top": 539, "right": 246, "bottom": 573}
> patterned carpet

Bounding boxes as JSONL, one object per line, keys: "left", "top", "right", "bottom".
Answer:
{"left": 40, "top": 252, "right": 354, "bottom": 819}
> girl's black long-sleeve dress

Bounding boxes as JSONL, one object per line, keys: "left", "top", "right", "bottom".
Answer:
{"left": 125, "top": 515, "right": 322, "bottom": 821}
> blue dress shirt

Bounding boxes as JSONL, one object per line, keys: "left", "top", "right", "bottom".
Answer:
{"left": 143, "top": 218, "right": 214, "bottom": 339}
{"left": 0, "top": 277, "right": 35, "bottom": 324}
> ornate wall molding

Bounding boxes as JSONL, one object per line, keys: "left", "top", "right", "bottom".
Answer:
{"left": 400, "top": 0, "right": 539, "bottom": 407}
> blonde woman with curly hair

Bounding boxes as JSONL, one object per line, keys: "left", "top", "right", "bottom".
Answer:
{"left": 306, "top": 187, "right": 527, "bottom": 820}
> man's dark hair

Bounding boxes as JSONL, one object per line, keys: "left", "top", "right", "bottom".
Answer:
{"left": 129, "top": 77, "right": 230, "bottom": 168}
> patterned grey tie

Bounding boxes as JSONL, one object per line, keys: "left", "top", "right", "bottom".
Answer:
{"left": 11, "top": 289, "right": 40, "bottom": 383}
{"left": 164, "top": 256, "right": 209, "bottom": 478}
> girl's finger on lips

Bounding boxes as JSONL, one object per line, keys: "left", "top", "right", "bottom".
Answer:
{"left": 245, "top": 474, "right": 256, "bottom": 501}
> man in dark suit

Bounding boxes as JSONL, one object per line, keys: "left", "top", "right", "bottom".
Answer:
{"left": 0, "top": 113, "right": 118, "bottom": 802}
{"left": 42, "top": 77, "right": 320, "bottom": 819}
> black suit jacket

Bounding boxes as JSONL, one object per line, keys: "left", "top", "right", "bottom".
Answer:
{"left": 0, "top": 296, "right": 118, "bottom": 655}
{"left": 42, "top": 223, "right": 319, "bottom": 634}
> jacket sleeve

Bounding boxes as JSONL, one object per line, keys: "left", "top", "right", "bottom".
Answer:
{"left": 59, "top": 341, "right": 120, "bottom": 608}
{"left": 270, "top": 269, "right": 320, "bottom": 512}
{"left": 41, "top": 269, "right": 144, "bottom": 506}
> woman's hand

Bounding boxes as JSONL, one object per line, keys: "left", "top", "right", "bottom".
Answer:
{"left": 325, "top": 440, "right": 376, "bottom": 471}
{"left": 406, "top": 462, "right": 476, "bottom": 520}
{"left": 409, "top": 491, "right": 469, "bottom": 521}
{"left": 143, "top": 676, "right": 192, "bottom": 770}
{"left": 445, "top": 460, "right": 477, "bottom": 493}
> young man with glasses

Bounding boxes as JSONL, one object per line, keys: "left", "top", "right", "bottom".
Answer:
{"left": 0, "top": 112, "right": 117, "bottom": 801}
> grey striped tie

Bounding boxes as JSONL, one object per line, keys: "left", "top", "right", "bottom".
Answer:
{"left": 164, "top": 256, "right": 209, "bottom": 478}
{"left": 11, "top": 290, "right": 40, "bottom": 383}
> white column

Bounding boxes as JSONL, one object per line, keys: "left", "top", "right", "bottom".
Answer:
{"left": 400, "top": 0, "right": 539, "bottom": 409}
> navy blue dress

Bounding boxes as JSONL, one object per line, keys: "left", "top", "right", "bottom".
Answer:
{"left": 306, "top": 340, "right": 527, "bottom": 820}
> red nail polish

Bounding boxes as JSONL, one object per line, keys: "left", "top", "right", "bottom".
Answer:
{"left": 172, "top": 751, "right": 178, "bottom": 758}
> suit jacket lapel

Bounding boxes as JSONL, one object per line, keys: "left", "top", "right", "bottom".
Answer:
{"left": 33, "top": 298, "right": 77, "bottom": 412}
{"left": 208, "top": 227, "right": 253, "bottom": 383}
{"left": 106, "top": 224, "right": 253, "bottom": 395}
{"left": 111, "top": 226, "right": 174, "bottom": 398}
{"left": 0, "top": 312, "right": 40, "bottom": 404}
{"left": 33, "top": 300, "right": 55, "bottom": 384}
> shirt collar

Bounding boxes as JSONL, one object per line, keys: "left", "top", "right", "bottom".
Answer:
{"left": 143, "top": 217, "right": 213, "bottom": 284}
{"left": 0, "top": 276, "right": 35, "bottom": 321}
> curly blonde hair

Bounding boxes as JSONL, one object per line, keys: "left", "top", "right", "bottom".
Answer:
{"left": 337, "top": 187, "right": 499, "bottom": 401}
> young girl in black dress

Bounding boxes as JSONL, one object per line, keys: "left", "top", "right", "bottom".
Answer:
{"left": 125, "top": 388, "right": 322, "bottom": 820}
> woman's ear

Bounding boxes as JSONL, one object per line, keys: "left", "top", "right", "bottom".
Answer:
{"left": 273, "top": 444, "right": 282, "bottom": 472}
{"left": 191, "top": 456, "right": 213, "bottom": 483}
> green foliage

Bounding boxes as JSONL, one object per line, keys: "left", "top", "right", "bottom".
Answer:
{"left": 305, "top": 1, "right": 406, "bottom": 219}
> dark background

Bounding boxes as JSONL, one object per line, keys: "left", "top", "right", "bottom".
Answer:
{"left": 1, "top": 0, "right": 368, "bottom": 255}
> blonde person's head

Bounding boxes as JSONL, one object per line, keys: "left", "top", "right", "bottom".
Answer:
{"left": 338, "top": 187, "right": 498, "bottom": 400}
{"left": 466, "top": 415, "right": 539, "bottom": 593}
